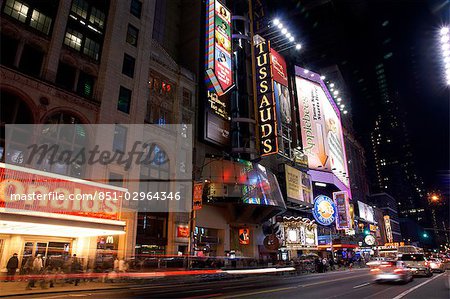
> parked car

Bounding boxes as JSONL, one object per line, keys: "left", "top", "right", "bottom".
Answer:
{"left": 371, "top": 261, "right": 413, "bottom": 284}
{"left": 429, "top": 258, "right": 446, "bottom": 273}
{"left": 398, "top": 253, "right": 432, "bottom": 277}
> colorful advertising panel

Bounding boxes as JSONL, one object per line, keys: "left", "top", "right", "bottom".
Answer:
{"left": 193, "top": 182, "right": 204, "bottom": 210}
{"left": 255, "top": 40, "right": 278, "bottom": 156}
{"left": 357, "top": 201, "right": 375, "bottom": 223}
{"left": 285, "top": 164, "right": 313, "bottom": 205}
{"left": 313, "top": 195, "right": 337, "bottom": 226}
{"left": 204, "top": 0, "right": 232, "bottom": 146}
{"left": 334, "top": 191, "right": 350, "bottom": 230}
{"left": 176, "top": 225, "right": 190, "bottom": 238}
{"left": 205, "top": 0, "right": 233, "bottom": 95}
{"left": 294, "top": 67, "right": 349, "bottom": 188}
{"left": 238, "top": 228, "right": 250, "bottom": 245}
{"left": 384, "top": 215, "right": 393, "bottom": 243}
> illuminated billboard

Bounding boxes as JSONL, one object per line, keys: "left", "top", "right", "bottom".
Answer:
{"left": 285, "top": 164, "right": 313, "bottom": 205}
{"left": 271, "top": 48, "right": 292, "bottom": 157}
{"left": 333, "top": 191, "right": 351, "bottom": 230}
{"left": 295, "top": 67, "right": 349, "bottom": 188}
{"left": 357, "top": 201, "right": 375, "bottom": 223}
{"left": 205, "top": 0, "right": 233, "bottom": 95}
{"left": 204, "top": 0, "right": 232, "bottom": 146}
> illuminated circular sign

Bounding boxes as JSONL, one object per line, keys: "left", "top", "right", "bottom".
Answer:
{"left": 313, "top": 195, "right": 336, "bottom": 226}
{"left": 365, "top": 234, "right": 376, "bottom": 246}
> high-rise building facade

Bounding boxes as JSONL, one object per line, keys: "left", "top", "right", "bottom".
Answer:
{"left": 0, "top": 0, "right": 198, "bottom": 269}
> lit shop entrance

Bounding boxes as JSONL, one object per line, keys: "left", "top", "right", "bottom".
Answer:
{"left": 21, "top": 239, "right": 72, "bottom": 269}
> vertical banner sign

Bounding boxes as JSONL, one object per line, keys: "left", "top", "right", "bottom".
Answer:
{"left": 255, "top": 40, "right": 278, "bottom": 156}
{"left": 205, "top": 0, "right": 233, "bottom": 95}
{"left": 193, "top": 182, "right": 204, "bottom": 210}
{"left": 384, "top": 215, "right": 393, "bottom": 243}
{"left": 334, "top": 191, "right": 350, "bottom": 230}
{"left": 271, "top": 48, "right": 292, "bottom": 157}
{"left": 204, "top": 0, "right": 232, "bottom": 146}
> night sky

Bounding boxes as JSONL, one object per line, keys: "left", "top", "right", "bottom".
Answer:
{"left": 267, "top": 0, "right": 450, "bottom": 193}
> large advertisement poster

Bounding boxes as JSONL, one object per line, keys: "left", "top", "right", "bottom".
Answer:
{"left": 295, "top": 68, "right": 349, "bottom": 187}
{"left": 285, "top": 164, "right": 313, "bottom": 205}
{"left": 358, "top": 201, "right": 375, "bottom": 223}
{"left": 333, "top": 191, "right": 350, "bottom": 230}
{"left": 271, "top": 48, "right": 292, "bottom": 157}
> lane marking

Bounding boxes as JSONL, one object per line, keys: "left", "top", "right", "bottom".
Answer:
{"left": 300, "top": 273, "right": 371, "bottom": 287}
{"left": 221, "top": 286, "right": 297, "bottom": 298}
{"left": 223, "top": 285, "right": 248, "bottom": 290}
{"left": 392, "top": 273, "right": 445, "bottom": 299}
{"left": 353, "top": 282, "right": 371, "bottom": 289}
{"left": 182, "top": 288, "right": 213, "bottom": 293}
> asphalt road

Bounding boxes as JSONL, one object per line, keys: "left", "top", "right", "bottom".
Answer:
{"left": 5, "top": 269, "right": 449, "bottom": 299}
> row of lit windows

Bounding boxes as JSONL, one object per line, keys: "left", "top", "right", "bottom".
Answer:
{"left": 3, "top": 0, "right": 54, "bottom": 35}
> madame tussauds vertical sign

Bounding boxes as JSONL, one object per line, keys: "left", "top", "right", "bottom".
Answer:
{"left": 255, "top": 40, "right": 278, "bottom": 156}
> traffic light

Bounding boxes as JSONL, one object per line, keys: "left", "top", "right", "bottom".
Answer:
{"left": 364, "top": 229, "right": 370, "bottom": 235}
{"left": 423, "top": 232, "right": 429, "bottom": 238}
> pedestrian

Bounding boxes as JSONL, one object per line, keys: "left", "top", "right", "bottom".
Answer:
{"left": 5, "top": 253, "right": 19, "bottom": 282}
{"left": 322, "top": 257, "right": 328, "bottom": 272}
{"left": 113, "top": 257, "right": 119, "bottom": 272}
{"left": 72, "top": 254, "right": 82, "bottom": 286}
{"left": 329, "top": 257, "right": 335, "bottom": 271}
{"left": 26, "top": 254, "right": 43, "bottom": 290}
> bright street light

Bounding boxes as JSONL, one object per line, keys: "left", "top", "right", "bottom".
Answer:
{"left": 441, "top": 27, "right": 449, "bottom": 35}
{"left": 273, "top": 19, "right": 280, "bottom": 26}
{"left": 289, "top": 36, "right": 294, "bottom": 42}
{"left": 277, "top": 23, "right": 283, "bottom": 29}
{"left": 295, "top": 44, "right": 302, "bottom": 50}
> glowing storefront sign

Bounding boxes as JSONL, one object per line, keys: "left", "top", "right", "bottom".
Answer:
{"left": 255, "top": 40, "right": 278, "bottom": 156}
{"left": 0, "top": 163, "right": 124, "bottom": 221}
{"left": 295, "top": 67, "right": 349, "bottom": 188}
{"left": 312, "top": 195, "right": 337, "bottom": 226}
{"left": 334, "top": 191, "right": 350, "bottom": 230}
{"left": 205, "top": 0, "right": 233, "bottom": 95}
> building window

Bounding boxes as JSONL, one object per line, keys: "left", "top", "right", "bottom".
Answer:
{"left": 56, "top": 62, "right": 76, "bottom": 90}
{"left": 2, "top": 0, "right": 56, "bottom": 35}
{"left": 64, "top": 28, "right": 83, "bottom": 51}
{"left": 130, "top": 0, "right": 142, "bottom": 18}
{"left": 113, "top": 124, "right": 127, "bottom": 153}
{"left": 77, "top": 71, "right": 95, "bottom": 98}
{"left": 19, "top": 44, "right": 44, "bottom": 77}
{"left": 71, "top": 0, "right": 88, "bottom": 19}
{"left": 66, "top": 0, "right": 108, "bottom": 61}
{"left": 109, "top": 172, "right": 124, "bottom": 187}
{"left": 82, "top": 37, "right": 100, "bottom": 60}
{"left": 29, "top": 9, "right": 52, "bottom": 34}
{"left": 3, "top": 0, "right": 29, "bottom": 23}
{"left": 0, "top": 34, "right": 19, "bottom": 67}
{"left": 117, "top": 86, "right": 132, "bottom": 114}
{"left": 122, "top": 54, "right": 135, "bottom": 78}
{"left": 126, "top": 24, "right": 139, "bottom": 46}
{"left": 89, "top": 6, "right": 105, "bottom": 29}
{"left": 182, "top": 88, "right": 192, "bottom": 107}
